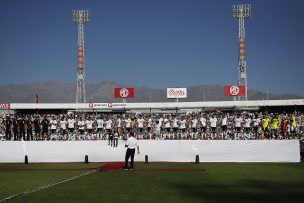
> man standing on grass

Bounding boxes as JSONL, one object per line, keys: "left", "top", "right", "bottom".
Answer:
{"left": 124, "top": 132, "right": 140, "bottom": 170}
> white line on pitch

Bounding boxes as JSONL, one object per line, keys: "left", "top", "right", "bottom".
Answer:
{"left": 0, "top": 170, "right": 96, "bottom": 202}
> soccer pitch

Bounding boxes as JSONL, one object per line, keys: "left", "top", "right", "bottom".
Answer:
{"left": 0, "top": 163, "right": 304, "bottom": 203}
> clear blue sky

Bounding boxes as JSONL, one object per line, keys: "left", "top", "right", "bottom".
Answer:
{"left": 0, "top": 0, "right": 303, "bottom": 95}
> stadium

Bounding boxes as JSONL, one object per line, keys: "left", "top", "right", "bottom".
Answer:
{"left": 1, "top": 1, "right": 304, "bottom": 203}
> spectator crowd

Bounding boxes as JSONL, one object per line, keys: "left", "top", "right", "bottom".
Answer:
{"left": 1, "top": 111, "right": 304, "bottom": 142}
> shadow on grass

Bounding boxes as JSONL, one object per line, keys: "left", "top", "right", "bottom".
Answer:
{"left": 167, "top": 179, "right": 304, "bottom": 203}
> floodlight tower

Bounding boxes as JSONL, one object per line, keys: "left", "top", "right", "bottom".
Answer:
{"left": 72, "top": 10, "right": 90, "bottom": 103}
{"left": 232, "top": 4, "right": 251, "bottom": 100}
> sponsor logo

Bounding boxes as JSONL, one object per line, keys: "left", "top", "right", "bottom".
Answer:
{"left": 89, "top": 103, "right": 128, "bottom": 108}
{"left": 114, "top": 88, "right": 134, "bottom": 98}
{"left": 168, "top": 89, "right": 185, "bottom": 97}
{"left": 0, "top": 103, "right": 10, "bottom": 109}
{"left": 224, "top": 85, "right": 245, "bottom": 96}
{"left": 229, "top": 86, "right": 240, "bottom": 96}
{"left": 119, "top": 88, "right": 129, "bottom": 98}
{"left": 167, "top": 88, "right": 187, "bottom": 98}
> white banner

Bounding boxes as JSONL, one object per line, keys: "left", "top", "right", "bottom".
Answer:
{"left": 167, "top": 88, "right": 187, "bottom": 99}
{"left": 0, "top": 140, "right": 300, "bottom": 163}
{"left": 88, "top": 103, "right": 127, "bottom": 109}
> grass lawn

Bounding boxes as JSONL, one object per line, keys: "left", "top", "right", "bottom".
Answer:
{"left": 0, "top": 163, "right": 101, "bottom": 169}
{"left": 0, "top": 163, "right": 303, "bottom": 203}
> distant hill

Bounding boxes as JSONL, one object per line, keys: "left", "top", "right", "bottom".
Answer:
{"left": 0, "top": 81, "right": 302, "bottom": 103}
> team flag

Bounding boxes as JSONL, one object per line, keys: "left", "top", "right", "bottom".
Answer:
{"left": 224, "top": 85, "right": 246, "bottom": 96}
{"left": 114, "top": 88, "right": 135, "bottom": 98}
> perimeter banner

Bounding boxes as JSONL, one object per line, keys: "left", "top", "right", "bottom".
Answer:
{"left": 0, "top": 140, "right": 299, "bottom": 162}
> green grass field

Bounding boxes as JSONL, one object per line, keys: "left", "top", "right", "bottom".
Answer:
{"left": 1, "top": 162, "right": 304, "bottom": 203}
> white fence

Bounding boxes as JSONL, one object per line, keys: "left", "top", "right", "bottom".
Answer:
{"left": 0, "top": 140, "right": 300, "bottom": 163}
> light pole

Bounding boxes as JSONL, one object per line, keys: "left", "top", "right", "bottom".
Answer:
{"left": 72, "top": 10, "right": 90, "bottom": 103}
{"left": 232, "top": 4, "right": 251, "bottom": 100}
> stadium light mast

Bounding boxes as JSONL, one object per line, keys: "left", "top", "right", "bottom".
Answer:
{"left": 232, "top": 4, "right": 251, "bottom": 101}
{"left": 72, "top": 10, "right": 90, "bottom": 103}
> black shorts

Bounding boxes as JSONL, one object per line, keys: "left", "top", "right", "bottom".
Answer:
{"left": 139, "top": 128, "right": 144, "bottom": 133}
{"left": 263, "top": 127, "right": 269, "bottom": 132}
{"left": 147, "top": 127, "right": 151, "bottom": 132}
{"left": 126, "top": 128, "right": 131, "bottom": 132}
{"left": 42, "top": 128, "right": 48, "bottom": 134}
{"left": 69, "top": 128, "right": 74, "bottom": 133}
{"left": 235, "top": 127, "right": 241, "bottom": 132}
{"left": 87, "top": 129, "right": 93, "bottom": 134}
{"left": 165, "top": 128, "right": 171, "bottom": 133}
{"left": 180, "top": 128, "right": 186, "bottom": 133}
{"left": 51, "top": 129, "right": 56, "bottom": 134}
{"left": 97, "top": 128, "right": 103, "bottom": 132}
{"left": 201, "top": 127, "right": 207, "bottom": 132}
{"left": 211, "top": 127, "right": 216, "bottom": 132}
{"left": 192, "top": 128, "right": 197, "bottom": 132}
{"left": 244, "top": 127, "right": 250, "bottom": 133}
{"left": 79, "top": 129, "right": 84, "bottom": 134}
{"left": 173, "top": 127, "right": 178, "bottom": 132}
{"left": 221, "top": 125, "right": 227, "bottom": 131}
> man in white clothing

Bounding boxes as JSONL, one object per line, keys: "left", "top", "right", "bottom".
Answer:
{"left": 209, "top": 114, "right": 218, "bottom": 137}
{"left": 123, "top": 132, "right": 140, "bottom": 170}
{"left": 67, "top": 115, "right": 75, "bottom": 140}
{"left": 86, "top": 117, "right": 94, "bottom": 139}
{"left": 50, "top": 116, "right": 58, "bottom": 140}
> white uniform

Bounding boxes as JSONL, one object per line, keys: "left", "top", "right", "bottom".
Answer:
{"left": 179, "top": 119, "right": 186, "bottom": 129}
{"left": 221, "top": 117, "right": 227, "bottom": 126}
{"left": 172, "top": 118, "right": 178, "bottom": 128}
{"left": 105, "top": 120, "right": 112, "bottom": 130}
{"left": 200, "top": 117, "right": 207, "bottom": 127}
{"left": 252, "top": 118, "right": 260, "bottom": 127}
{"left": 147, "top": 118, "right": 152, "bottom": 128}
{"left": 210, "top": 117, "right": 217, "bottom": 128}
{"left": 116, "top": 118, "right": 122, "bottom": 128}
{"left": 50, "top": 120, "right": 57, "bottom": 130}
{"left": 67, "top": 119, "right": 75, "bottom": 129}
{"left": 125, "top": 119, "right": 131, "bottom": 128}
{"left": 164, "top": 119, "right": 171, "bottom": 128}
{"left": 154, "top": 122, "right": 161, "bottom": 136}
{"left": 78, "top": 121, "right": 85, "bottom": 130}
{"left": 60, "top": 120, "right": 67, "bottom": 130}
{"left": 97, "top": 119, "right": 104, "bottom": 129}
{"left": 137, "top": 118, "right": 144, "bottom": 128}
{"left": 192, "top": 119, "right": 198, "bottom": 128}
{"left": 235, "top": 118, "right": 242, "bottom": 128}
{"left": 158, "top": 118, "right": 164, "bottom": 127}
{"left": 244, "top": 118, "right": 251, "bottom": 128}
{"left": 86, "top": 120, "right": 94, "bottom": 130}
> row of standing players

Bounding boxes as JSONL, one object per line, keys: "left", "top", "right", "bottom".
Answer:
{"left": 1, "top": 112, "right": 303, "bottom": 141}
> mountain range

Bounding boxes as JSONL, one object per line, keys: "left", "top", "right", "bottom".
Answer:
{"left": 0, "top": 81, "right": 302, "bottom": 103}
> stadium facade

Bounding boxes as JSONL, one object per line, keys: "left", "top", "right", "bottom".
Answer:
{"left": 1, "top": 99, "right": 304, "bottom": 114}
